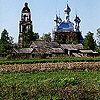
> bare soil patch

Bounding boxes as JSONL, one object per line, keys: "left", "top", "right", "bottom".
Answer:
{"left": 0, "top": 62, "right": 100, "bottom": 72}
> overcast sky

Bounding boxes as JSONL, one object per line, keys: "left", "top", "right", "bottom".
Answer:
{"left": 0, "top": 0, "right": 100, "bottom": 42}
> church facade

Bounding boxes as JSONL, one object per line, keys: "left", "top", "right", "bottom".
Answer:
{"left": 52, "top": 4, "right": 83, "bottom": 44}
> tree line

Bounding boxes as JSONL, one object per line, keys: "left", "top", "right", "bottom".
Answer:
{"left": 0, "top": 29, "right": 100, "bottom": 54}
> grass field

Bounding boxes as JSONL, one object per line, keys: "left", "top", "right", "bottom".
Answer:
{"left": 0, "top": 70, "right": 100, "bottom": 99}
{"left": 0, "top": 57, "right": 100, "bottom": 64}
{"left": 0, "top": 57, "right": 100, "bottom": 99}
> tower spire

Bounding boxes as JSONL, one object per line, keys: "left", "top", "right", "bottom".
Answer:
{"left": 64, "top": 2, "right": 71, "bottom": 22}
{"left": 58, "top": 10, "right": 62, "bottom": 24}
{"left": 74, "top": 14, "right": 81, "bottom": 32}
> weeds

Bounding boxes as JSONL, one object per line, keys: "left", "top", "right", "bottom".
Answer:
{"left": 0, "top": 57, "right": 100, "bottom": 65}
{"left": 0, "top": 70, "right": 100, "bottom": 99}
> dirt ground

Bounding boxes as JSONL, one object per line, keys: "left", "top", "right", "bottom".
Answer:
{"left": 0, "top": 62, "right": 100, "bottom": 72}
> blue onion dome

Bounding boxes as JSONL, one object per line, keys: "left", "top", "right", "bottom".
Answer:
{"left": 22, "top": 3, "right": 30, "bottom": 13}
{"left": 57, "top": 20, "right": 74, "bottom": 32}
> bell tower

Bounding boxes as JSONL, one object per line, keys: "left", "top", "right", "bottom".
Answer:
{"left": 18, "top": 2, "right": 33, "bottom": 48}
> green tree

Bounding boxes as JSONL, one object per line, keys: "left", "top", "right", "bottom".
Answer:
{"left": 84, "top": 32, "right": 96, "bottom": 50}
{"left": 0, "top": 29, "right": 14, "bottom": 53}
{"left": 13, "top": 43, "right": 18, "bottom": 49}
{"left": 96, "top": 28, "right": 100, "bottom": 52}
{"left": 22, "top": 30, "right": 39, "bottom": 48}
{"left": 66, "top": 40, "right": 78, "bottom": 44}
{"left": 56, "top": 35, "right": 62, "bottom": 44}
{"left": 40, "top": 33, "right": 51, "bottom": 42}
{"left": 97, "top": 28, "right": 100, "bottom": 46}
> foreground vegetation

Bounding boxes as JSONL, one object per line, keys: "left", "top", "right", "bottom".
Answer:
{"left": 0, "top": 70, "right": 100, "bottom": 99}
{"left": 0, "top": 57, "right": 100, "bottom": 64}
{"left": 0, "top": 57, "right": 99, "bottom": 99}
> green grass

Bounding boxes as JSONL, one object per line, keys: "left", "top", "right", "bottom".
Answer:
{"left": 0, "top": 56, "right": 100, "bottom": 64}
{"left": 0, "top": 70, "right": 100, "bottom": 99}
{"left": 0, "top": 71, "right": 99, "bottom": 87}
